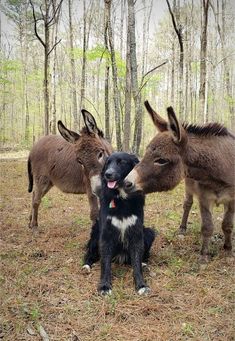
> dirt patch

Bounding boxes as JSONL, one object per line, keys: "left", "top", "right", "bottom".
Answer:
{"left": 0, "top": 160, "right": 234, "bottom": 340}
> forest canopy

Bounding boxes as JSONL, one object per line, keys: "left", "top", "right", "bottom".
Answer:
{"left": 0, "top": 0, "right": 234, "bottom": 154}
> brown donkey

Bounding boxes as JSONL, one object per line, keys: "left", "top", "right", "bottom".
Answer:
{"left": 124, "top": 101, "right": 235, "bottom": 262}
{"left": 28, "top": 110, "right": 112, "bottom": 230}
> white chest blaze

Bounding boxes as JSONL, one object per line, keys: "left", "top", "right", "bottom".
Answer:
{"left": 107, "top": 214, "right": 138, "bottom": 241}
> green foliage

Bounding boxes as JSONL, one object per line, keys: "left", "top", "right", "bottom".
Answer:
{"left": 41, "top": 196, "right": 52, "bottom": 209}
{"left": 181, "top": 322, "right": 195, "bottom": 337}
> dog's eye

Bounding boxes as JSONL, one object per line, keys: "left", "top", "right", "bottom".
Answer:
{"left": 154, "top": 158, "right": 169, "bottom": 166}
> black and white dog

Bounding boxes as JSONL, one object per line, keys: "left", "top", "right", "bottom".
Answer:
{"left": 83, "top": 152, "right": 155, "bottom": 295}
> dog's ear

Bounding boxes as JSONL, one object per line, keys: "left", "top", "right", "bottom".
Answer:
{"left": 101, "top": 156, "right": 109, "bottom": 177}
{"left": 131, "top": 154, "right": 139, "bottom": 166}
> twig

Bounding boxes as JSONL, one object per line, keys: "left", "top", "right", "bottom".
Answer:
{"left": 48, "top": 39, "right": 62, "bottom": 56}
{"left": 38, "top": 325, "right": 49, "bottom": 341}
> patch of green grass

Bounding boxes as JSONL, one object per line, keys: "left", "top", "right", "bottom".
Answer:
{"left": 164, "top": 227, "right": 178, "bottom": 243}
{"left": 99, "top": 323, "right": 112, "bottom": 339}
{"left": 113, "top": 267, "right": 128, "bottom": 278}
{"left": 0, "top": 250, "right": 20, "bottom": 260}
{"left": 181, "top": 322, "right": 195, "bottom": 337}
{"left": 208, "top": 306, "right": 224, "bottom": 315}
{"left": 20, "top": 303, "right": 41, "bottom": 322}
{"left": 41, "top": 196, "right": 52, "bottom": 209}
{"left": 169, "top": 256, "right": 185, "bottom": 273}
{"left": 64, "top": 240, "right": 81, "bottom": 250}
{"left": 73, "top": 216, "right": 90, "bottom": 227}
{"left": 0, "top": 275, "right": 5, "bottom": 284}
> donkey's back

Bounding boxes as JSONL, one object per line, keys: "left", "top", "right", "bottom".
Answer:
{"left": 29, "top": 135, "right": 86, "bottom": 194}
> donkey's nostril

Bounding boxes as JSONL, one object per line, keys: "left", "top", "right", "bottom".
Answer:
{"left": 125, "top": 181, "right": 133, "bottom": 189}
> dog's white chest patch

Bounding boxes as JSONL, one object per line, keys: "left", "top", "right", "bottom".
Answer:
{"left": 107, "top": 215, "right": 138, "bottom": 241}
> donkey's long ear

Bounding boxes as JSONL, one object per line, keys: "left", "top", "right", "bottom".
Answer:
{"left": 57, "top": 120, "right": 80, "bottom": 143}
{"left": 144, "top": 100, "right": 168, "bottom": 132}
{"left": 81, "top": 109, "right": 99, "bottom": 134}
{"left": 166, "top": 107, "right": 182, "bottom": 143}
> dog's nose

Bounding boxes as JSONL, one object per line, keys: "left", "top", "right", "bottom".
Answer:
{"left": 105, "top": 170, "right": 114, "bottom": 180}
{"left": 124, "top": 180, "right": 134, "bottom": 191}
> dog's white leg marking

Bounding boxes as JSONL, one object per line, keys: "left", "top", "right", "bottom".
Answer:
{"left": 99, "top": 289, "right": 112, "bottom": 296}
{"left": 138, "top": 287, "right": 150, "bottom": 295}
{"left": 82, "top": 264, "right": 91, "bottom": 273}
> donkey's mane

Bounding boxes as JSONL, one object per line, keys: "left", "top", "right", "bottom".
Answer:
{"left": 182, "top": 122, "right": 232, "bottom": 138}
{"left": 80, "top": 127, "right": 104, "bottom": 138}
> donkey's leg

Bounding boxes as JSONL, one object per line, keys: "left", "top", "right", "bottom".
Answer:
{"left": 178, "top": 192, "right": 193, "bottom": 235}
{"left": 29, "top": 176, "right": 52, "bottom": 230}
{"left": 222, "top": 200, "right": 234, "bottom": 254}
{"left": 87, "top": 191, "right": 99, "bottom": 223}
{"left": 199, "top": 201, "right": 214, "bottom": 263}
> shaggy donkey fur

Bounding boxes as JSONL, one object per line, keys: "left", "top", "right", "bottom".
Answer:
{"left": 83, "top": 152, "right": 155, "bottom": 295}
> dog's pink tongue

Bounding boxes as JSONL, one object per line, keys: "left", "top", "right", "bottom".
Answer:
{"left": 107, "top": 181, "right": 117, "bottom": 189}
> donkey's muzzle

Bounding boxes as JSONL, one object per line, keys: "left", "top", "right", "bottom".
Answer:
{"left": 123, "top": 180, "right": 135, "bottom": 192}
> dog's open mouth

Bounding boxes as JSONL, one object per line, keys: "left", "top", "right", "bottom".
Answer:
{"left": 107, "top": 181, "right": 117, "bottom": 189}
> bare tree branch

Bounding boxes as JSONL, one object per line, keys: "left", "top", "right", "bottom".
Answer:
{"left": 29, "top": 0, "right": 45, "bottom": 47}
{"left": 141, "top": 60, "right": 168, "bottom": 84}
{"left": 47, "top": 38, "right": 62, "bottom": 56}
{"left": 39, "top": 5, "right": 45, "bottom": 21}
{"left": 47, "top": 0, "right": 64, "bottom": 26}
{"left": 166, "top": 0, "right": 183, "bottom": 53}
{"left": 138, "top": 60, "right": 168, "bottom": 95}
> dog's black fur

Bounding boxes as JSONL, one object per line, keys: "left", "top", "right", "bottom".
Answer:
{"left": 83, "top": 152, "right": 155, "bottom": 295}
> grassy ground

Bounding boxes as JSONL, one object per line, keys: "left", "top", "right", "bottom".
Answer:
{"left": 0, "top": 160, "right": 234, "bottom": 341}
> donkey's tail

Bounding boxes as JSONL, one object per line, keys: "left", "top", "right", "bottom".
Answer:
{"left": 27, "top": 158, "right": 33, "bottom": 193}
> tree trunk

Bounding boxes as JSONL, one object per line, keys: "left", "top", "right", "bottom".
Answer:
{"left": 199, "top": 0, "right": 209, "bottom": 122}
{"left": 123, "top": 22, "right": 131, "bottom": 152}
{"left": 68, "top": 0, "right": 78, "bottom": 130}
{"left": 166, "top": 0, "right": 184, "bottom": 119}
{"left": 79, "top": 0, "right": 87, "bottom": 129}
{"left": 221, "top": 0, "right": 234, "bottom": 128}
{"left": 105, "top": 0, "right": 122, "bottom": 150}
{"left": 43, "top": 0, "right": 50, "bottom": 135}
{"left": 128, "top": 0, "right": 142, "bottom": 155}
{"left": 104, "top": 3, "right": 111, "bottom": 142}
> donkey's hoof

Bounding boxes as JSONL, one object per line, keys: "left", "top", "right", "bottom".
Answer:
{"left": 199, "top": 255, "right": 209, "bottom": 269}
{"left": 82, "top": 264, "right": 91, "bottom": 273}
{"left": 137, "top": 286, "right": 150, "bottom": 296}
{"left": 177, "top": 227, "right": 187, "bottom": 236}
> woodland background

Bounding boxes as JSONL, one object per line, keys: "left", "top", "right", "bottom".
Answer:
{"left": 0, "top": 0, "right": 235, "bottom": 155}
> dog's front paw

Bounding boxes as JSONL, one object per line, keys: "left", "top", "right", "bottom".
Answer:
{"left": 137, "top": 286, "right": 150, "bottom": 296}
{"left": 82, "top": 264, "right": 91, "bottom": 273}
{"left": 98, "top": 284, "right": 112, "bottom": 296}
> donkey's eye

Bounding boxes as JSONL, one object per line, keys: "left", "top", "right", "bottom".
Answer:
{"left": 154, "top": 158, "right": 169, "bottom": 166}
{"left": 98, "top": 151, "right": 104, "bottom": 160}
{"left": 76, "top": 157, "right": 83, "bottom": 165}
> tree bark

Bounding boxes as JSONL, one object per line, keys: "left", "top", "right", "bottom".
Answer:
{"left": 128, "top": 0, "right": 142, "bottom": 155}
{"left": 199, "top": 0, "right": 209, "bottom": 122}
{"left": 166, "top": 0, "right": 184, "bottom": 119}
{"left": 105, "top": 0, "right": 122, "bottom": 150}
{"left": 68, "top": 0, "right": 78, "bottom": 130}
{"left": 104, "top": 3, "right": 111, "bottom": 142}
{"left": 123, "top": 21, "right": 131, "bottom": 152}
